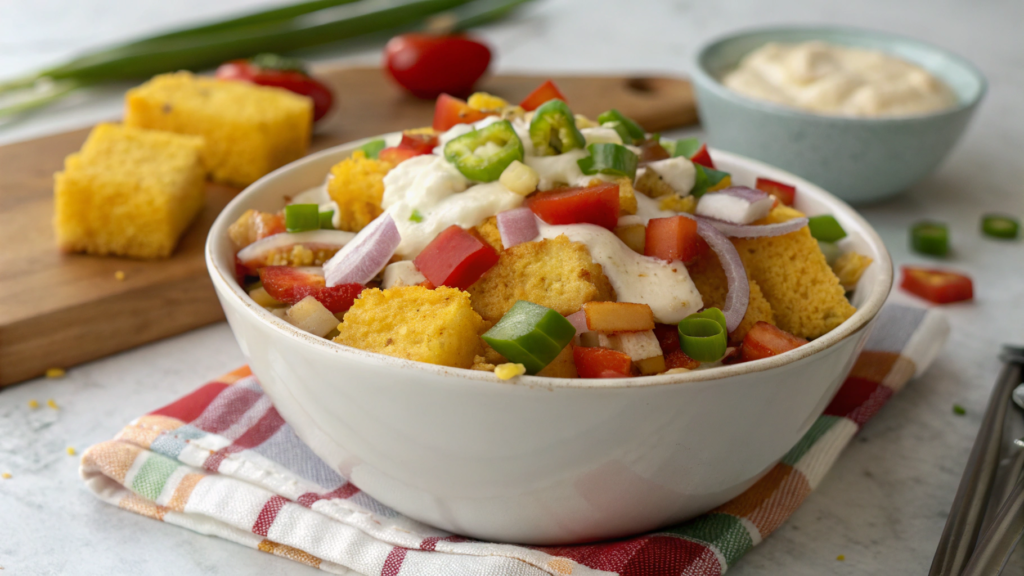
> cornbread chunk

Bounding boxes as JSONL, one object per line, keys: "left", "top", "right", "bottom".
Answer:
{"left": 125, "top": 72, "right": 313, "bottom": 187}
{"left": 687, "top": 252, "right": 774, "bottom": 344}
{"left": 474, "top": 216, "right": 504, "bottom": 251}
{"left": 327, "top": 151, "right": 394, "bottom": 232}
{"left": 536, "top": 345, "right": 578, "bottom": 378}
{"left": 468, "top": 235, "right": 615, "bottom": 324}
{"left": 334, "top": 286, "right": 484, "bottom": 368}
{"left": 53, "top": 123, "right": 205, "bottom": 259}
{"left": 733, "top": 206, "right": 856, "bottom": 339}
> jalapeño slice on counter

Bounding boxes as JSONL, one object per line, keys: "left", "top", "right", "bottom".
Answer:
{"left": 529, "top": 99, "right": 586, "bottom": 156}
{"left": 444, "top": 120, "right": 524, "bottom": 182}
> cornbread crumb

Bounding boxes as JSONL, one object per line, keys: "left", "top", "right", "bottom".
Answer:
{"left": 125, "top": 72, "right": 312, "bottom": 187}
{"left": 54, "top": 123, "right": 206, "bottom": 259}
{"left": 474, "top": 216, "right": 504, "bottom": 251}
{"left": 327, "top": 151, "right": 394, "bottom": 232}
{"left": 659, "top": 194, "right": 697, "bottom": 214}
{"left": 614, "top": 177, "right": 638, "bottom": 215}
{"left": 66, "top": 447, "right": 76, "bottom": 456}
{"left": 495, "top": 363, "right": 527, "bottom": 380}
{"left": 836, "top": 555, "right": 845, "bottom": 561}
{"left": 536, "top": 345, "right": 578, "bottom": 378}
{"left": 688, "top": 252, "right": 775, "bottom": 344}
{"left": 733, "top": 206, "right": 856, "bottom": 339}
{"left": 28, "top": 399, "right": 39, "bottom": 409}
{"left": 334, "top": 286, "right": 484, "bottom": 368}
{"left": 47, "top": 399, "right": 58, "bottom": 410}
{"left": 467, "top": 92, "right": 509, "bottom": 111}
{"left": 45, "top": 368, "right": 65, "bottom": 378}
{"left": 832, "top": 252, "right": 873, "bottom": 291}
{"left": 114, "top": 270, "right": 126, "bottom": 281}
{"left": 471, "top": 355, "right": 497, "bottom": 372}
{"left": 1, "top": 473, "right": 11, "bottom": 479}
{"left": 468, "top": 235, "right": 615, "bottom": 324}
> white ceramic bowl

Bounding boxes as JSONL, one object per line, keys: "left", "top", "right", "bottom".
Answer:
{"left": 206, "top": 136, "right": 893, "bottom": 545}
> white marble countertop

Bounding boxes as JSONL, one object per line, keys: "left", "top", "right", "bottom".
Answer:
{"left": 1, "top": 0, "right": 1023, "bottom": 574}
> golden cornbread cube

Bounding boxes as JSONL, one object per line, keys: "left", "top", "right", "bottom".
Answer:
{"left": 474, "top": 216, "right": 504, "bottom": 251}
{"left": 327, "top": 151, "right": 394, "bottom": 232}
{"left": 585, "top": 177, "right": 636, "bottom": 215}
{"left": 687, "top": 252, "right": 774, "bottom": 344}
{"left": 733, "top": 206, "right": 856, "bottom": 339}
{"left": 334, "top": 286, "right": 484, "bottom": 368}
{"left": 536, "top": 345, "right": 578, "bottom": 378}
{"left": 468, "top": 235, "right": 615, "bottom": 324}
{"left": 53, "top": 123, "right": 205, "bottom": 259}
{"left": 125, "top": 72, "right": 312, "bottom": 187}
{"left": 467, "top": 92, "right": 509, "bottom": 112}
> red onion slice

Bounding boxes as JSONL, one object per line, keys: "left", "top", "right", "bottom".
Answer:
{"left": 565, "top": 310, "right": 588, "bottom": 335}
{"left": 695, "top": 218, "right": 749, "bottom": 333}
{"left": 323, "top": 213, "right": 401, "bottom": 287}
{"left": 718, "top": 186, "right": 769, "bottom": 203}
{"left": 237, "top": 230, "right": 355, "bottom": 265}
{"left": 703, "top": 216, "right": 808, "bottom": 238}
{"left": 496, "top": 207, "right": 540, "bottom": 248}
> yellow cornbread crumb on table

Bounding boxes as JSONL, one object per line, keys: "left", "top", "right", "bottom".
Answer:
{"left": 733, "top": 205, "right": 856, "bottom": 339}
{"left": 125, "top": 72, "right": 312, "bottom": 187}
{"left": 326, "top": 151, "right": 394, "bottom": 232}
{"left": 334, "top": 286, "right": 484, "bottom": 369}
{"left": 54, "top": 123, "right": 205, "bottom": 259}
{"left": 45, "top": 367, "right": 66, "bottom": 378}
{"left": 688, "top": 252, "right": 774, "bottom": 344}
{"left": 468, "top": 235, "right": 616, "bottom": 324}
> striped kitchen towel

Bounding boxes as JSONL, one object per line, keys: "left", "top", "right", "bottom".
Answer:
{"left": 81, "top": 303, "right": 948, "bottom": 576}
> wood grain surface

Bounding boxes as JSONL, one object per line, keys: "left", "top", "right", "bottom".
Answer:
{"left": 0, "top": 66, "right": 697, "bottom": 387}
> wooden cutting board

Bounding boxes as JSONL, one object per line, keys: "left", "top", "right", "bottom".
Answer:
{"left": 0, "top": 66, "right": 697, "bottom": 387}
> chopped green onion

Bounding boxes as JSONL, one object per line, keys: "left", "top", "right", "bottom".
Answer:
{"left": 677, "top": 313, "right": 727, "bottom": 362}
{"left": 481, "top": 300, "right": 576, "bottom": 374}
{"left": 808, "top": 215, "right": 847, "bottom": 243}
{"left": 601, "top": 121, "right": 634, "bottom": 145}
{"left": 952, "top": 404, "right": 966, "bottom": 416}
{"left": 319, "top": 210, "right": 335, "bottom": 229}
{"left": 910, "top": 221, "right": 949, "bottom": 256}
{"left": 285, "top": 204, "right": 320, "bottom": 233}
{"left": 671, "top": 137, "right": 701, "bottom": 159}
{"left": 691, "top": 164, "right": 731, "bottom": 198}
{"left": 358, "top": 139, "right": 387, "bottom": 159}
{"left": 981, "top": 214, "right": 1019, "bottom": 239}
{"left": 409, "top": 209, "right": 424, "bottom": 223}
{"left": 577, "top": 143, "right": 638, "bottom": 180}
{"left": 692, "top": 307, "right": 727, "bottom": 333}
{"left": 596, "top": 109, "right": 645, "bottom": 140}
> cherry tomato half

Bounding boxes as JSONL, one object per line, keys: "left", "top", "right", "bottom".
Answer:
{"left": 384, "top": 33, "right": 492, "bottom": 99}
{"left": 216, "top": 59, "right": 334, "bottom": 122}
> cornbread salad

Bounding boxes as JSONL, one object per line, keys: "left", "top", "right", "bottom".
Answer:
{"left": 230, "top": 80, "right": 873, "bottom": 379}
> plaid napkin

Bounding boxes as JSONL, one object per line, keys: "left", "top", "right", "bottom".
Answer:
{"left": 81, "top": 303, "right": 948, "bottom": 576}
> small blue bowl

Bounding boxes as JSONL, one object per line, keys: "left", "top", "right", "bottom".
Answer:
{"left": 691, "top": 26, "right": 986, "bottom": 204}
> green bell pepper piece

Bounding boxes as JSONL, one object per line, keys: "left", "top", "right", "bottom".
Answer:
{"left": 577, "top": 143, "right": 639, "bottom": 180}
{"left": 809, "top": 215, "right": 848, "bottom": 243}
{"left": 529, "top": 99, "right": 586, "bottom": 156}
{"left": 909, "top": 220, "right": 946, "bottom": 256}
{"left": 444, "top": 120, "right": 524, "bottom": 182}
{"left": 319, "top": 210, "right": 335, "bottom": 230}
{"left": 671, "top": 137, "right": 702, "bottom": 159}
{"left": 358, "top": 138, "right": 386, "bottom": 159}
{"left": 597, "top": 109, "right": 645, "bottom": 140}
{"left": 690, "top": 164, "right": 732, "bottom": 198}
{"left": 481, "top": 300, "right": 576, "bottom": 375}
{"left": 285, "top": 204, "right": 320, "bottom": 233}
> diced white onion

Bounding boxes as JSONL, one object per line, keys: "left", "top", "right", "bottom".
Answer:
{"left": 381, "top": 261, "right": 426, "bottom": 289}
{"left": 695, "top": 186, "right": 774, "bottom": 224}
{"left": 496, "top": 207, "right": 540, "bottom": 248}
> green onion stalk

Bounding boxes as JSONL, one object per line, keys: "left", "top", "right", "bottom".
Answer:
{"left": 0, "top": 0, "right": 532, "bottom": 118}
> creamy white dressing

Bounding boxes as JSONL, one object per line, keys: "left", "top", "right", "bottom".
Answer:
{"left": 647, "top": 157, "right": 696, "bottom": 195}
{"left": 632, "top": 191, "right": 676, "bottom": 225}
{"left": 524, "top": 149, "right": 589, "bottom": 191}
{"left": 536, "top": 221, "right": 702, "bottom": 323}
{"left": 723, "top": 41, "right": 958, "bottom": 117}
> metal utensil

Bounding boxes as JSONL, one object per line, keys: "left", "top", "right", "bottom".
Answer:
{"left": 929, "top": 345, "right": 1024, "bottom": 576}
{"left": 960, "top": 464, "right": 1024, "bottom": 576}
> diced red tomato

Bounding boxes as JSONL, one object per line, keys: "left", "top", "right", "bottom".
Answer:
{"left": 378, "top": 131, "right": 439, "bottom": 164}
{"left": 413, "top": 225, "right": 499, "bottom": 290}
{"left": 689, "top": 143, "right": 715, "bottom": 169}
{"left": 574, "top": 346, "right": 633, "bottom": 378}
{"left": 740, "top": 321, "right": 808, "bottom": 362}
{"left": 900, "top": 266, "right": 974, "bottom": 304}
{"left": 433, "top": 93, "right": 493, "bottom": 132}
{"left": 258, "top": 266, "right": 363, "bottom": 314}
{"left": 518, "top": 79, "right": 567, "bottom": 111}
{"left": 645, "top": 216, "right": 709, "bottom": 264}
{"left": 653, "top": 323, "right": 700, "bottom": 370}
{"left": 525, "top": 183, "right": 621, "bottom": 230}
{"left": 755, "top": 177, "right": 796, "bottom": 206}
{"left": 379, "top": 146, "right": 421, "bottom": 165}
{"left": 384, "top": 34, "right": 492, "bottom": 99}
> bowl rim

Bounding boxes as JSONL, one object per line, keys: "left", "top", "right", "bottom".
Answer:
{"left": 692, "top": 24, "right": 988, "bottom": 124}
{"left": 206, "top": 137, "right": 894, "bottom": 391}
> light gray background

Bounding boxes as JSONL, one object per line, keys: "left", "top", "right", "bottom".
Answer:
{"left": 1, "top": 0, "right": 1022, "bottom": 574}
